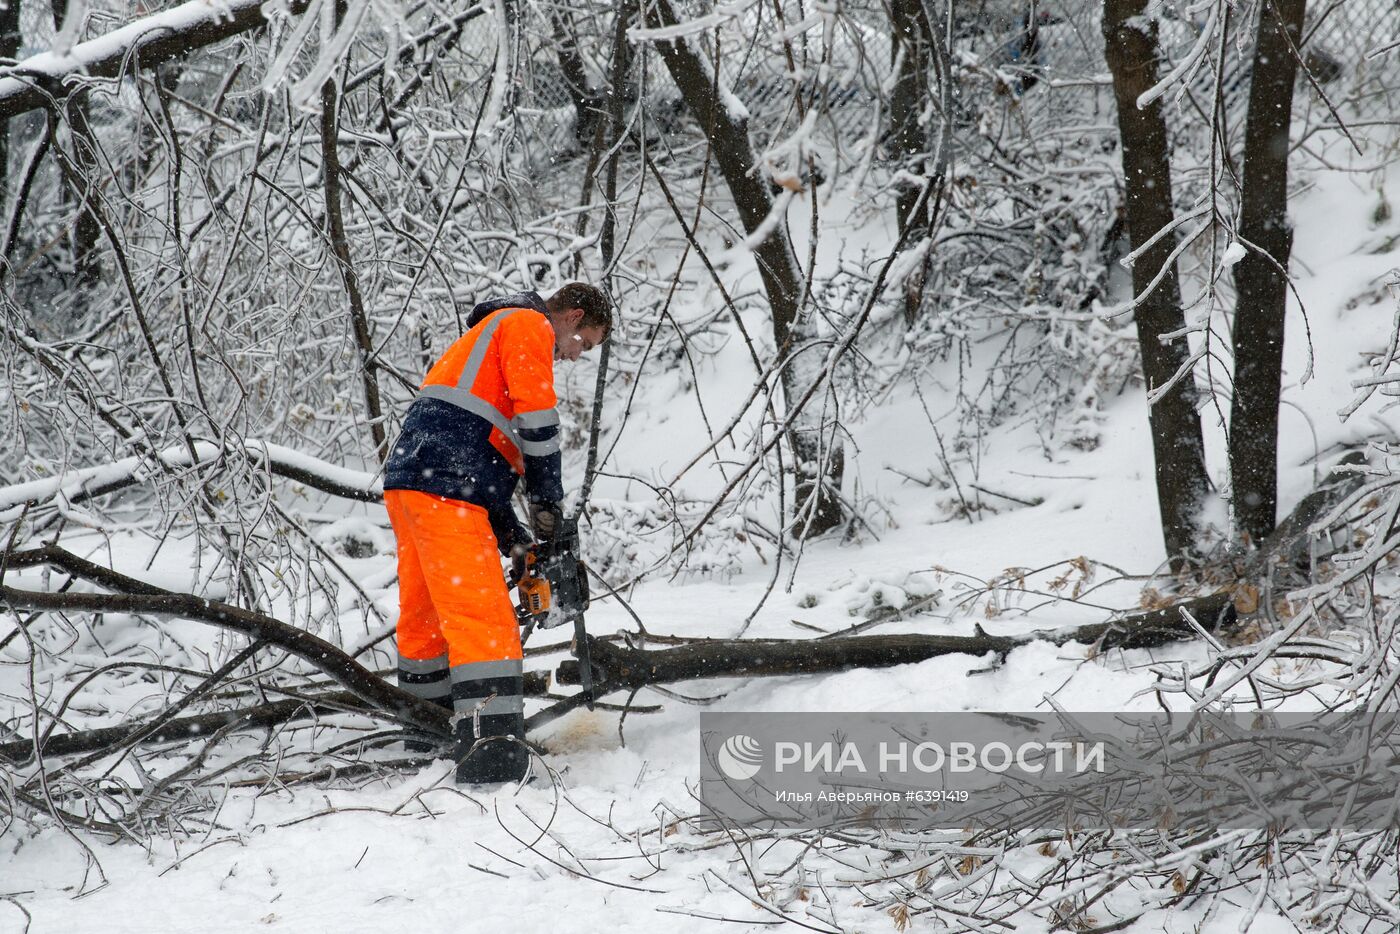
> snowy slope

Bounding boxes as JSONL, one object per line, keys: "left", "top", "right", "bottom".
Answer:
{"left": 5, "top": 130, "right": 1400, "bottom": 934}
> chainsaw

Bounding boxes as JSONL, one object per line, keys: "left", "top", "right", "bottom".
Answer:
{"left": 514, "top": 515, "right": 597, "bottom": 709}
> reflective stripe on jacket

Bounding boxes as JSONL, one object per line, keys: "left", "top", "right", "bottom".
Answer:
{"left": 384, "top": 292, "right": 563, "bottom": 548}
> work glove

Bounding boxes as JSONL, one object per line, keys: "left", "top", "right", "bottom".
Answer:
{"left": 507, "top": 543, "right": 530, "bottom": 588}
{"left": 490, "top": 507, "right": 530, "bottom": 558}
{"left": 530, "top": 501, "right": 561, "bottom": 544}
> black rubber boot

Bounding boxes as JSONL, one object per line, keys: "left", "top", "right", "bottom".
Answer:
{"left": 454, "top": 710, "right": 529, "bottom": 785}
{"left": 404, "top": 695, "right": 454, "bottom": 754}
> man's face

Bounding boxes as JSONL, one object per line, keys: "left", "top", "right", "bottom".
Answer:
{"left": 552, "top": 308, "right": 607, "bottom": 362}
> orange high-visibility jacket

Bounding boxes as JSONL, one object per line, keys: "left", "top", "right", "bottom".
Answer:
{"left": 384, "top": 291, "right": 562, "bottom": 549}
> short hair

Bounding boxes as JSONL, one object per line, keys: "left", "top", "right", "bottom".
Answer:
{"left": 546, "top": 282, "right": 612, "bottom": 335}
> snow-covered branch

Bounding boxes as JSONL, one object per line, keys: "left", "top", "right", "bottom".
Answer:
{"left": 0, "top": 0, "right": 310, "bottom": 119}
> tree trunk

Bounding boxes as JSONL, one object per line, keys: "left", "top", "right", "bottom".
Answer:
{"left": 644, "top": 0, "right": 844, "bottom": 537}
{"left": 321, "top": 78, "right": 388, "bottom": 463}
{"left": 556, "top": 593, "right": 1238, "bottom": 689}
{"left": 0, "top": 0, "right": 20, "bottom": 208}
{"left": 62, "top": 94, "right": 102, "bottom": 281}
{"left": 1230, "top": 0, "right": 1307, "bottom": 546}
{"left": 549, "top": 8, "right": 604, "bottom": 146}
{"left": 48, "top": 0, "right": 101, "bottom": 281}
{"left": 888, "top": 0, "right": 940, "bottom": 326}
{"left": 600, "top": 0, "right": 635, "bottom": 270}
{"left": 0, "top": 677, "right": 551, "bottom": 765}
{"left": 1102, "top": 0, "right": 1210, "bottom": 572}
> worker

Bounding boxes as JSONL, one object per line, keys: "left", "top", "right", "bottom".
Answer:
{"left": 383, "top": 282, "right": 611, "bottom": 784}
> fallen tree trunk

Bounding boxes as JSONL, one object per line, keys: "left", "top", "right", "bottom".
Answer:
{"left": 547, "top": 455, "right": 1368, "bottom": 700}
{"left": 1243, "top": 449, "right": 1367, "bottom": 581}
{"left": 0, "top": 678, "right": 550, "bottom": 765}
{"left": 555, "top": 593, "right": 1237, "bottom": 690}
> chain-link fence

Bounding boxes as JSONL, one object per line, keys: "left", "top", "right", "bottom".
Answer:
{"left": 467, "top": 1, "right": 1399, "bottom": 167}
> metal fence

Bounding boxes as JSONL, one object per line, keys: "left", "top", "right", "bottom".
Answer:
{"left": 457, "top": 1, "right": 1400, "bottom": 164}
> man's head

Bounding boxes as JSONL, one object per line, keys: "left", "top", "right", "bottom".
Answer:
{"left": 544, "top": 282, "right": 611, "bottom": 361}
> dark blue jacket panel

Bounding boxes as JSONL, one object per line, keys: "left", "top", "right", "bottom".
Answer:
{"left": 519, "top": 426, "right": 563, "bottom": 507}
{"left": 385, "top": 398, "right": 531, "bottom": 552}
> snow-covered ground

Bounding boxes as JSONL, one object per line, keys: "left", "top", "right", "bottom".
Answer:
{"left": 4, "top": 129, "right": 1400, "bottom": 933}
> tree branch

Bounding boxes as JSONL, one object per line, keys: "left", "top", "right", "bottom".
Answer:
{"left": 0, "top": 545, "right": 450, "bottom": 737}
{"left": 0, "top": 0, "right": 312, "bottom": 120}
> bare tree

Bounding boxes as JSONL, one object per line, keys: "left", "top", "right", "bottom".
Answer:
{"left": 549, "top": 8, "right": 604, "bottom": 146}
{"left": 641, "top": 0, "right": 845, "bottom": 538}
{"left": 1229, "top": 0, "right": 1308, "bottom": 545}
{"left": 887, "top": 0, "right": 949, "bottom": 326}
{"left": 321, "top": 75, "right": 388, "bottom": 464}
{"left": 1103, "top": 0, "right": 1211, "bottom": 571}
{"left": 0, "top": 0, "right": 18, "bottom": 201}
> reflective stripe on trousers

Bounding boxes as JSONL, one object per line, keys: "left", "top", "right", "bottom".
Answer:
{"left": 397, "top": 652, "right": 450, "bottom": 702}
{"left": 450, "top": 658, "right": 525, "bottom": 716}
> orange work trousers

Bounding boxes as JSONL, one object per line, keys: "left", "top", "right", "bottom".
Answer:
{"left": 384, "top": 489, "right": 523, "bottom": 719}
